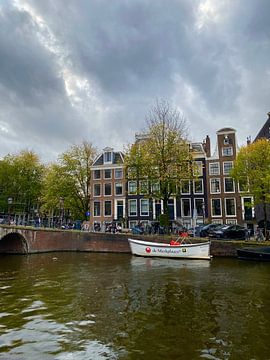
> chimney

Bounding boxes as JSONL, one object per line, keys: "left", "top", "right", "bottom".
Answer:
{"left": 203, "top": 135, "right": 211, "bottom": 157}
{"left": 247, "top": 136, "right": 251, "bottom": 145}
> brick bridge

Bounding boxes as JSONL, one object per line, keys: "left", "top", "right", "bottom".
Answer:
{"left": 0, "top": 225, "right": 246, "bottom": 257}
{"left": 0, "top": 226, "right": 131, "bottom": 254}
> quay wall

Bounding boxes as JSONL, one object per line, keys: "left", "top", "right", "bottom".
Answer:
{"left": 0, "top": 226, "right": 260, "bottom": 257}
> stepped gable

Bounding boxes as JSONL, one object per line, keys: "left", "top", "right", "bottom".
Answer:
{"left": 255, "top": 112, "right": 270, "bottom": 141}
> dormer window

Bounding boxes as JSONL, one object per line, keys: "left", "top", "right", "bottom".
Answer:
{"left": 224, "top": 135, "right": 230, "bottom": 145}
{"left": 104, "top": 151, "right": 112, "bottom": 164}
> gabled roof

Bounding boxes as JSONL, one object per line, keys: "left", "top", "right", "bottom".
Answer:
{"left": 216, "top": 127, "right": 236, "bottom": 134}
{"left": 255, "top": 112, "right": 270, "bottom": 141}
{"left": 92, "top": 149, "right": 125, "bottom": 166}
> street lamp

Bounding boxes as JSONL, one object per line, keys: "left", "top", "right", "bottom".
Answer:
{"left": 59, "top": 197, "right": 64, "bottom": 228}
{"left": 7, "top": 197, "right": 13, "bottom": 225}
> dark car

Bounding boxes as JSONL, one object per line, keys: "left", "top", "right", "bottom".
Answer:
{"left": 200, "top": 224, "right": 221, "bottom": 237}
{"left": 209, "top": 224, "right": 246, "bottom": 240}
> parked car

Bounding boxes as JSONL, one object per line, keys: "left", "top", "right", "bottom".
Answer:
{"left": 188, "top": 226, "right": 204, "bottom": 237}
{"left": 200, "top": 224, "right": 221, "bottom": 237}
{"left": 209, "top": 224, "right": 246, "bottom": 240}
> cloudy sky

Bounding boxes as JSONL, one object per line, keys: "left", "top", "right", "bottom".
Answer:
{"left": 0, "top": 0, "right": 269, "bottom": 162}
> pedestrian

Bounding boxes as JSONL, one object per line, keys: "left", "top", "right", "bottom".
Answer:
{"left": 245, "top": 228, "right": 250, "bottom": 241}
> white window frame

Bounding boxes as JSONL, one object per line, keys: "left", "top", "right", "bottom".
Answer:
{"left": 104, "top": 169, "right": 112, "bottom": 179}
{"left": 194, "top": 198, "right": 205, "bottom": 217}
{"left": 210, "top": 178, "right": 221, "bottom": 194}
{"left": 104, "top": 151, "right": 112, "bottom": 164}
{"left": 209, "top": 162, "right": 220, "bottom": 176}
{"left": 226, "top": 219, "right": 237, "bottom": 225}
{"left": 114, "top": 168, "right": 123, "bottom": 179}
{"left": 104, "top": 200, "right": 112, "bottom": 217}
{"left": 140, "top": 199, "right": 149, "bottom": 216}
{"left": 129, "top": 220, "right": 138, "bottom": 229}
{"left": 181, "top": 198, "right": 191, "bottom": 217}
{"left": 93, "top": 201, "right": 101, "bottom": 217}
{"left": 193, "top": 161, "right": 203, "bottom": 176}
{"left": 93, "top": 183, "right": 101, "bottom": 197}
{"left": 225, "top": 198, "right": 236, "bottom": 217}
{"left": 104, "top": 183, "right": 112, "bottom": 196}
{"left": 128, "top": 199, "right": 137, "bottom": 216}
{"left": 193, "top": 179, "right": 204, "bottom": 194}
{"left": 139, "top": 180, "right": 148, "bottom": 195}
{"left": 222, "top": 147, "right": 233, "bottom": 157}
{"left": 93, "top": 169, "right": 101, "bottom": 180}
{"left": 128, "top": 181, "right": 137, "bottom": 195}
{"left": 223, "top": 161, "right": 233, "bottom": 175}
{"left": 224, "top": 177, "right": 235, "bottom": 193}
{"left": 181, "top": 180, "right": 190, "bottom": 195}
{"left": 115, "top": 182, "right": 123, "bottom": 196}
{"left": 211, "top": 198, "right": 222, "bottom": 217}
{"left": 151, "top": 181, "right": 160, "bottom": 193}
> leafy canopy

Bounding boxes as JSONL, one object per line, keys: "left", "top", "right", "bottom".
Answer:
{"left": 231, "top": 139, "right": 270, "bottom": 206}
{"left": 125, "top": 100, "right": 193, "bottom": 221}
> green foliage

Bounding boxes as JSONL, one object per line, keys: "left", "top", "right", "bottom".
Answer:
{"left": 125, "top": 100, "right": 193, "bottom": 221}
{"left": 232, "top": 139, "right": 270, "bottom": 237}
{"left": 41, "top": 141, "right": 97, "bottom": 220}
{"left": 232, "top": 139, "right": 270, "bottom": 205}
{"left": 0, "top": 150, "right": 44, "bottom": 214}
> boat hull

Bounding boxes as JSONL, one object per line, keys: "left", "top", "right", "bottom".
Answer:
{"left": 128, "top": 238, "right": 211, "bottom": 260}
{"left": 237, "top": 247, "right": 270, "bottom": 261}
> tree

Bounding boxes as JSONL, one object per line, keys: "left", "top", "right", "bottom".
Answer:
{"left": 41, "top": 141, "right": 97, "bottom": 222}
{"left": 231, "top": 139, "right": 270, "bottom": 239}
{"left": 0, "top": 150, "right": 44, "bottom": 220}
{"left": 125, "top": 100, "right": 193, "bottom": 230}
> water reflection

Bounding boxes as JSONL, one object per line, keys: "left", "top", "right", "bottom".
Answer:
{"left": 0, "top": 253, "right": 270, "bottom": 359}
{"left": 131, "top": 256, "right": 211, "bottom": 270}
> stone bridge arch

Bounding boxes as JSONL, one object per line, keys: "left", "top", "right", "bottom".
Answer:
{"left": 0, "top": 232, "right": 29, "bottom": 254}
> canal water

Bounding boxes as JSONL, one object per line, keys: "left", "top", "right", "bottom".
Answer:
{"left": 0, "top": 253, "right": 269, "bottom": 360}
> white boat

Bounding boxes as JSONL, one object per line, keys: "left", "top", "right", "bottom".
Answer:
{"left": 128, "top": 238, "right": 211, "bottom": 260}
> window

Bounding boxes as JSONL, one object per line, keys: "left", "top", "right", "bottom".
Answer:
{"left": 104, "top": 201, "right": 112, "bottom": 216}
{"left": 140, "top": 199, "right": 149, "bottom": 216}
{"left": 243, "top": 197, "right": 253, "bottom": 221}
{"left": 115, "top": 183, "right": 123, "bottom": 196}
{"left": 116, "top": 200, "right": 124, "bottom": 219}
{"left": 210, "top": 178, "right": 221, "bottom": 193}
{"left": 181, "top": 180, "right": 190, "bottom": 194}
{"left": 226, "top": 219, "right": 237, "bottom": 224}
{"left": 238, "top": 178, "right": 248, "bottom": 192}
{"left": 224, "top": 178, "right": 235, "bottom": 192}
{"left": 94, "top": 201, "right": 101, "bottom": 216}
{"left": 104, "top": 169, "right": 112, "bottom": 179}
{"left": 128, "top": 199, "right": 137, "bottom": 216}
{"left": 181, "top": 199, "right": 191, "bottom": 217}
{"left": 209, "top": 163, "right": 220, "bottom": 175}
{"left": 139, "top": 180, "right": 148, "bottom": 194}
{"left": 94, "top": 170, "right": 101, "bottom": 179}
{"left": 151, "top": 181, "right": 160, "bottom": 193}
{"left": 129, "top": 220, "right": 138, "bottom": 229}
{"left": 104, "top": 183, "right": 112, "bottom": 196}
{"left": 104, "top": 151, "right": 112, "bottom": 163}
{"left": 194, "top": 179, "right": 203, "bottom": 194}
{"left": 223, "top": 161, "right": 233, "bottom": 175}
{"left": 114, "top": 168, "right": 123, "bottom": 179}
{"left": 211, "top": 199, "right": 221, "bottom": 216}
{"left": 128, "top": 181, "right": 137, "bottom": 195}
{"left": 193, "top": 161, "right": 203, "bottom": 176}
{"left": 225, "top": 198, "right": 236, "bottom": 216}
{"left": 222, "top": 147, "right": 233, "bottom": 156}
{"left": 93, "top": 183, "right": 101, "bottom": 197}
{"left": 224, "top": 135, "right": 230, "bottom": 145}
{"left": 194, "top": 198, "right": 205, "bottom": 217}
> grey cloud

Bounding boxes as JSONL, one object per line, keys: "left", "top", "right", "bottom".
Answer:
{"left": 0, "top": 0, "right": 269, "bottom": 161}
